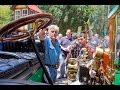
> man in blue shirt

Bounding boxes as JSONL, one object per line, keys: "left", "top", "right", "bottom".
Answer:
{"left": 44, "top": 25, "right": 61, "bottom": 83}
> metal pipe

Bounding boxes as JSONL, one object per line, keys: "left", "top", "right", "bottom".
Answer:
{"left": 29, "top": 36, "right": 54, "bottom": 85}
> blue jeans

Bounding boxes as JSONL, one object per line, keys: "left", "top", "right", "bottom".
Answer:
{"left": 44, "top": 66, "right": 57, "bottom": 83}
{"left": 59, "top": 51, "right": 66, "bottom": 77}
{"left": 49, "top": 67, "right": 57, "bottom": 83}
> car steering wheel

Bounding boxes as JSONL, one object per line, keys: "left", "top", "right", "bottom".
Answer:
{"left": 0, "top": 13, "right": 53, "bottom": 42}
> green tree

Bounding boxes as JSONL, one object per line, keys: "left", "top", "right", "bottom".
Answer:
{"left": 0, "top": 5, "right": 108, "bottom": 36}
{"left": 0, "top": 5, "right": 12, "bottom": 28}
{"left": 39, "top": 5, "right": 105, "bottom": 35}
{"left": 89, "top": 5, "right": 109, "bottom": 36}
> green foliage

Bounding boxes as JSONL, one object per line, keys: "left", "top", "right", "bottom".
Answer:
{"left": 0, "top": 5, "right": 108, "bottom": 36}
{"left": 90, "top": 5, "right": 109, "bottom": 36}
{"left": 0, "top": 5, "right": 12, "bottom": 28}
{"left": 39, "top": 5, "right": 106, "bottom": 35}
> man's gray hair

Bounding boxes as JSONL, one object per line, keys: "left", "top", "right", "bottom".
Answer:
{"left": 47, "top": 25, "right": 59, "bottom": 32}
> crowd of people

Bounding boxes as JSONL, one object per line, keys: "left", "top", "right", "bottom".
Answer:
{"left": 0, "top": 20, "right": 110, "bottom": 84}
{"left": 35, "top": 21, "right": 108, "bottom": 84}
{"left": 0, "top": 16, "right": 111, "bottom": 84}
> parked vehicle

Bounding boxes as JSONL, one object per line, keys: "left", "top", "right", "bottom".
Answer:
{"left": 0, "top": 13, "right": 53, "bottom": 85}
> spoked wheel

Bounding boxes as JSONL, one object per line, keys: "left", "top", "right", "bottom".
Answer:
{"left": 0, "top": 13, "right": 54, "bottom": 85}
{"left": 0, "top": 13, "right": 53, "bottom": 42}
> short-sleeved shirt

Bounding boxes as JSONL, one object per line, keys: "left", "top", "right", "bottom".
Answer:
{"left": 45, "top": 36, "right": 61, "bottom": 65}
{"left": 60, "top": 36, "right": 72, "bottom": 48}
{"left": 60, "top": 36, "right": 72, "bottom": 57}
